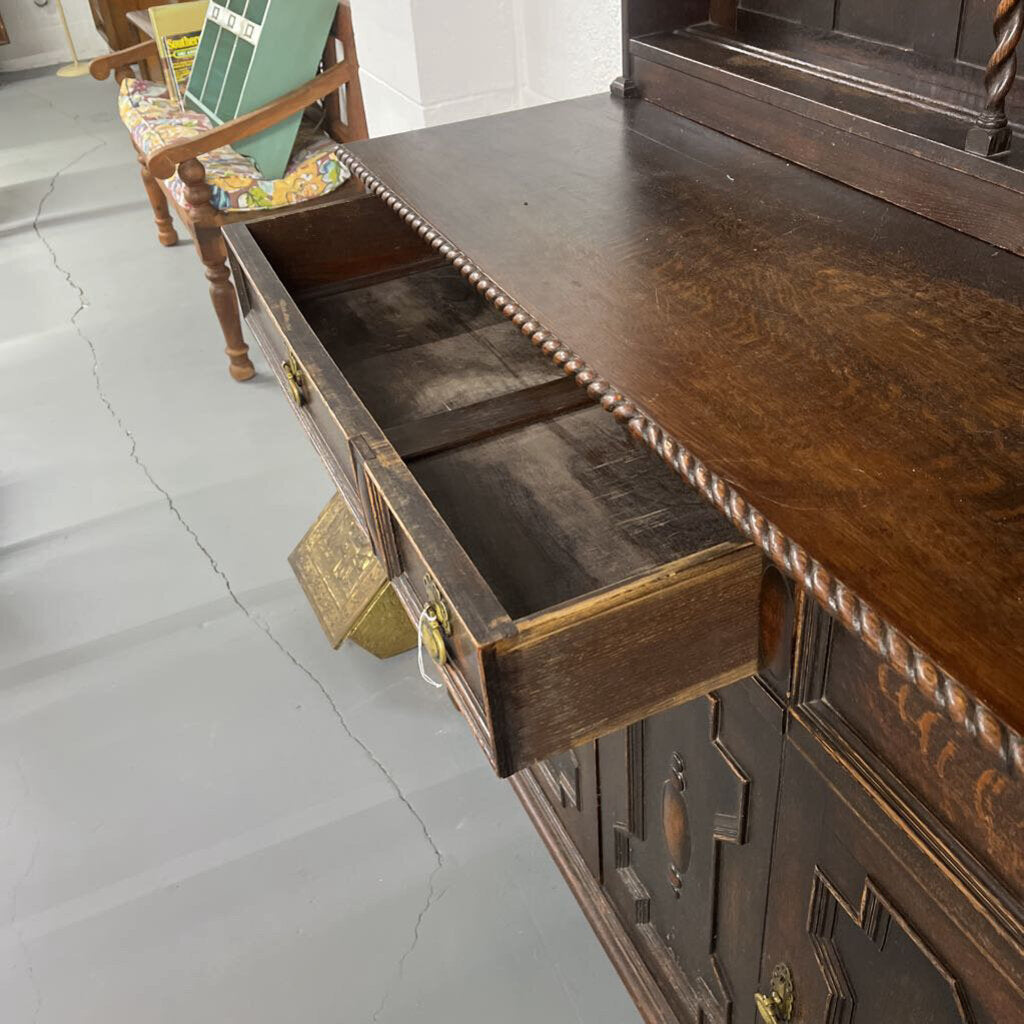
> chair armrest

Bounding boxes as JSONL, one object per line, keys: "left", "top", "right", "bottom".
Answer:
{"left": 90, "top": 40, "right": 159, "bottom": 81}
{"left": 147, "top": 59, "right": 355, "bottom": 180}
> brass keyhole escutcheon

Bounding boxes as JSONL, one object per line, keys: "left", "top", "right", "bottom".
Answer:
{"left": 755, "top": 964, "right": 794, "bottom": 1024}
{"left": 282, "top": 352, "right": 307, "bottom": 407}
{"left": 420, "top": 575, "right": 452, "bottom": 666}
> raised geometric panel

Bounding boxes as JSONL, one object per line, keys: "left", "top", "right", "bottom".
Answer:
{"left": 661, "top": 696, "right": 749, "bottom": 899}
{"left": 808, "top": 870, "right": 973, "bottom": 1024}
{"left": 600, "top": 680, "right": 785, "bottom": 1024}
{"left": 611, "top": 697, "right": 746, "bottom": 1020}
{"left": 536, "top": 747, "right": 582, "bottom": 812}
{"left": 530, "top": 742, "right": 601, "bottom": 879}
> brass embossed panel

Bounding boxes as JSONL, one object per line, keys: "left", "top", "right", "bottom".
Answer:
{"left": 289, "top": 493, "right": 415, "bottom": 658}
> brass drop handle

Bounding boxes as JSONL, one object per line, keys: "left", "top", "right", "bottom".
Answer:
{"left": 282, "top": 352, "right": 307, "bottom": 407}
{"left": 755, "top": 964, "right": 794, "bottom": 1024}
{"left": 419, "top": 605, "right": 448, "bottom": 666}
{"left": 419, "top": 575, "right": 452, "bottom": 666}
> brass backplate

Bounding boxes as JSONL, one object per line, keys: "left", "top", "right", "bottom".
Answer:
{"left": 755, "top": 963, "right": 794, "bottom": 1024}
{"left": 288, "top": 493, "right": 416, "bottom": 658}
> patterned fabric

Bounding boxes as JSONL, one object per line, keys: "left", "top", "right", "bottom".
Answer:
{"left": 117, "top": 78, "right": 350, "bottom": 213}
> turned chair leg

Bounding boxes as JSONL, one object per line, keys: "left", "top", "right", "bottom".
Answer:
{"left": 137, "top": 153, "right": 179, "bottom": 247}
{"left": 178, "top": 158, "right": 255, "bottom": 382}
{"left": 194, "top": 226, "right": 256, "bottom": 382}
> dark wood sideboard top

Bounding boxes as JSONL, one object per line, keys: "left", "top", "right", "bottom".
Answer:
{"left": 340, "top": 94, "right": 1023, "bottom": 736}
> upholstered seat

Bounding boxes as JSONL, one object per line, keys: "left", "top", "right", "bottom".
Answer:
{"left": 117, "top": 79, "right": 350, "bottom": 213}
{"left": 90, "top": 1, "right": 367, "bottom": 382}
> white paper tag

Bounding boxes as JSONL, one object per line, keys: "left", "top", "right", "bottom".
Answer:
{"left": 417, "top": 607, "right": 444, "bottom": 689}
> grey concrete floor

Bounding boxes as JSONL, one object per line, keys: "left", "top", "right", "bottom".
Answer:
{"left": 0, "top": 70, "right": 641, "bottom": 1023}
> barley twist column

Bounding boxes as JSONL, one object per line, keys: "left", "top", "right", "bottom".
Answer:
{"left": 966, "top": 0, "right": 1023, "bottom": 158}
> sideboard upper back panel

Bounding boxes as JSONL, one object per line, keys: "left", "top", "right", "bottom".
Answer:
{"left": 739, "top": 0, "right": 999, "bottom": 64}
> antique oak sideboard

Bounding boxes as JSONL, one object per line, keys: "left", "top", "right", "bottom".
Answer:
{"left": 223, "top": 2, "right": 1023, "bottom": 1020}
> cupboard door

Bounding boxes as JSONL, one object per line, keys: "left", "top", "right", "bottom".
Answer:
{"left": 600, "top": 678, "right": 786, "bottom": 1023}
{"left": 759, "top": 726, "right": 1024, "bottom": 1023}
{"left": 530, "top": 742, "right": 601, "bottom": 879}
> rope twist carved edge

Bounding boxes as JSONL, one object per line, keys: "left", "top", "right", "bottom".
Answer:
{"left": 338, "top": 148, "right": 1023, "bottom": 780}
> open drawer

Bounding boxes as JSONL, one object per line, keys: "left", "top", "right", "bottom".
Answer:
{"left": 224, "top": 195, "right": 765, "bottom": 777}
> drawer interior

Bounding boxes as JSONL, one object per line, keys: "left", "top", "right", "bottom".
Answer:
{"left": 301, "top": 265, "right": 561, "bottom": 427}
{"left": 293, "top": 262, "right": 740, "bottom": 620}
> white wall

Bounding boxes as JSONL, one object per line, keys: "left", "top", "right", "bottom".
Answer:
{"left": 351, "top": 0, "right": 621, "bottom": 136}
{"left": 0, "top": 0, "right": 106, "bottom": 72}
{"left": 0, "top": 0, "right": 620, "bottom": 121}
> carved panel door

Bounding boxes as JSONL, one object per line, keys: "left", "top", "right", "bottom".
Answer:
{"left": 600, "top": 678, "right": 786, "bottom": 1024}
{"left": 530, "top": 742, "right": 601, "bottom": 878}
{"left": 759, "top": 732, "right": 1024, "bottom": 1023}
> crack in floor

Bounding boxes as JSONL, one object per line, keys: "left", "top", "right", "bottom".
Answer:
{"left": 12, "top": 839, "right": 43, "bottom": 1024}
{"left": 9, "top": 756, "right": 42, "bottom": 1024}
{"left": 372, "top": 878, "right": 447, "bottom": 1022}
{"left": 31, "top": 133, "right": 445, "bottom": 1022}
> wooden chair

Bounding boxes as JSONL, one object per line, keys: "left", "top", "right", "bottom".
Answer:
{"left": 90, "top": 3, "right": 368, "bottom": 381}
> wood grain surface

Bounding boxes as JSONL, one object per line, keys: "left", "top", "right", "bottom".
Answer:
{"left": 342, "top": 94, "right": 1024, "bottom": 732}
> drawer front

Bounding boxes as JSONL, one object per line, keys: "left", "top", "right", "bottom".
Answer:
{"left": 760, "top": 725, "right": 1024, "bottom": 1024}
{"left": 365, "top": 431, "right": 764, "bottom": 775}
{"left": 232, "top": 253, "right": 366, "bottom": 500}
{"left": 489, "top": 545, "right": 763, "bottom": 773}
{"left": 353, "top": 444, "right": 506, "bottom": 760}
{"left": 799, "top": 606, "right": 1024, "bottom": 909}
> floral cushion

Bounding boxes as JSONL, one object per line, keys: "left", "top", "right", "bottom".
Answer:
{"left": 117, "top": 78, "right": 350, "bottom": 213}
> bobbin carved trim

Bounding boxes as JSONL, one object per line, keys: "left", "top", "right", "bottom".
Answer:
{"left": 337, "top": 147, "right": 1023, "bottom": 779}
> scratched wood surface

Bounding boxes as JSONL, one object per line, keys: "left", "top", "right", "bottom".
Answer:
{"left": 410, "top": 405, "right": 740, "bottom": 620}
{"left": 342, "top": 94, "right": 1024, "bottom": 733}
{"left": 299, "top": 264, "right": 561, "bottom": 426}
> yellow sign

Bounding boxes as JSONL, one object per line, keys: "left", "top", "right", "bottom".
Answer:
{"left": 149, "top": 1, "right": 209, "bottom": 103}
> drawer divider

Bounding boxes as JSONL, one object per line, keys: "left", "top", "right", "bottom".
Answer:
{"left": 385, "top": 377, "right": 592, "bottom": 461}
{"left": 352, "top": 435, "right": 403, "bottom": 579}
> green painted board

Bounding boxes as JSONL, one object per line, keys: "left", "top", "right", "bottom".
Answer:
{"left": 184, "top": 0, "right": 338, "bottom": 179}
